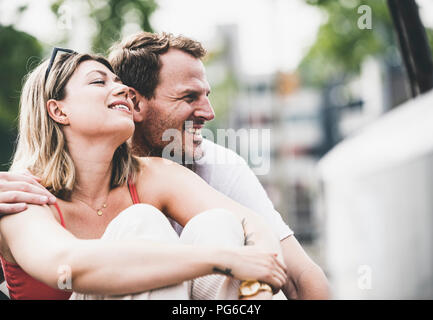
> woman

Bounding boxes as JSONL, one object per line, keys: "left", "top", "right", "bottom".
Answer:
{"left": 0, "top": 49, "right": 286, "bottom": 300}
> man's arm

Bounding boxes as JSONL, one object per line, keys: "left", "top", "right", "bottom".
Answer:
{"left": 199, "top": 144, "right": 330, "bottom": 299}
{"left": 280, "top": 235, "right": 330, "bottom": 299}
{"left": 0, "top": 172, "right": 56, "bottom": 216}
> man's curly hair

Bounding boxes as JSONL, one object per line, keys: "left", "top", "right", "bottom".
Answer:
{"left": 108, "top": 32, "right": 206, "bottom": 99}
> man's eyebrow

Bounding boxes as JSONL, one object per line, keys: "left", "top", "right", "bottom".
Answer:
{"left": 178, "top": 87, "right": 211, "bottom": 95}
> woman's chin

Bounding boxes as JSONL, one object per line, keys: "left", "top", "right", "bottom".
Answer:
{"left": 116, "top": 123, "right": 135, "bottom": 143}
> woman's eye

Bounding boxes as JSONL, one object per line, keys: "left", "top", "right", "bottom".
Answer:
{"left": 91, "top": 80, "right": 105, "bottom": 85}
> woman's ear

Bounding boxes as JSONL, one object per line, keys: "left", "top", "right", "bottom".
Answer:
{"left": 129, "top": 88, "right": 147, "bottom": 123}
{"left": 46, "top": 99, "right": 69, "bottom": 125}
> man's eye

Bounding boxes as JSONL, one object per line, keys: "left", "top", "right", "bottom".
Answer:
{"left": 183, "top": 95, "right": 195, "bottom": 102}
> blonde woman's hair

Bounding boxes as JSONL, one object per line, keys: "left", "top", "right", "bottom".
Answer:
{"left": 11, "top": 52, "right": 139, "bottom": 199}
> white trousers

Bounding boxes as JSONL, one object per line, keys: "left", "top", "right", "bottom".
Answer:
{"left": 70, "top": 204, "right": 244, "bottom": 300}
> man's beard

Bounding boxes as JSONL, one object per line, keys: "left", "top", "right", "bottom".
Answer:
{"left": 137, "top": 124, "right": 204, "bottom": 164}
{"left": 136, "top": 107, "right": 205, "bottom": 164}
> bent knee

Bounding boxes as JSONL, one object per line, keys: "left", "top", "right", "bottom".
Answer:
{"left": 103, "top": 204, "right": 178, "bottom": 242}
{"left": 181, "top": 208, "right": 244, "bottom": 246}
{"left": 189, "top": 208, "right": 239, "bottom": 227}
{"left": 117, "top": 204, "right": 166, "bottom": 222}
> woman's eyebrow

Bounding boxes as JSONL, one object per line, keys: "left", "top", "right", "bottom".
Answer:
{"left": 86, "top": 70, "right": 122, "bottom": 83}
{"left": 86, "top": 70, "right": 107, "bottom": 77}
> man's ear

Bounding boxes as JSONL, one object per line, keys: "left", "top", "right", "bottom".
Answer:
{"left": 46, "top": 99, "right": 69, "bottom": 125}
{"left": 130, "top": 88, "right": 148, "bottom": 123}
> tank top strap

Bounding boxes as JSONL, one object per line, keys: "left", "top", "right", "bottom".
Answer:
{"left": 53, "top": 202, "right": 66, "bottom": 228}
{"left": 127, "top": 178, "right": 140, "bottom": 204}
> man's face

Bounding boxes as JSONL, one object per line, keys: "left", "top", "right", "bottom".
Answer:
{"left": 135, "top": 49, "right": 215, "bottom": 162}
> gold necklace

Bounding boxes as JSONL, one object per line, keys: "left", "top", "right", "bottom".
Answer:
{"left": 74, "top": 195, "right": 108, "bottom": 216}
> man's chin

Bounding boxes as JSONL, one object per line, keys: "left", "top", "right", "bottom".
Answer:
{"left": 184, "top": 142, "right": 204, "bottom": 164}
{"left": 193, "top": 144, "right": 204, "bottom": 161}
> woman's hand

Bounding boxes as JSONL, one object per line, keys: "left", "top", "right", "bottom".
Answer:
{"left": 0, "top": 172, "right": 56, "bottom": 216}
{"left": 216, "top": 246, "right": 288, "bottom": 292}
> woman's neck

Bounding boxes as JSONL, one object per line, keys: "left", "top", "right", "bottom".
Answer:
{"left": 66, "top": 137, "right": 118, "bottom": 203}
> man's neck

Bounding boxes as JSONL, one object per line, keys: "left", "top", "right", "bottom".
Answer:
{"left": 131, "top": 137, "right": 196, "bottom": 171}
{"left": 131, "top": 133, "right": 158, "bottom": 157}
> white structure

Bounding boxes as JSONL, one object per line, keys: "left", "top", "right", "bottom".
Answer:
{"left": 318, "top": 89, "right": 433, "bottom": 299}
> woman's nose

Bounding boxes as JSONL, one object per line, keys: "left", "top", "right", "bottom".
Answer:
{"left": 127, "top": 87, "right": 137, "bottom": 105}
{"left": 113, "top": 83, "right": 130, "bottom": 98}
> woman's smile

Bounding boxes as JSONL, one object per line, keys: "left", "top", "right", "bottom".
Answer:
{"left": 108, "top": 100, "right": 132, "bottom": 114}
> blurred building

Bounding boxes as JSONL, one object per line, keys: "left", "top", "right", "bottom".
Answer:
{"left": 207, "top": 25, "right": 325, "bottom": 245}
{"left": 206, "top": 25, "right": 412, "bottom": 275}
{"left": 230, "top": 75, "right": 323, "bottom": 244}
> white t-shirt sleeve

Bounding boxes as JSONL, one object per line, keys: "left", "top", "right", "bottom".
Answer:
{"left": 224, "top": 157, "right": 294, "bottom": 241}
{"left": 195, "top": 140, "right": 294, "bottom": 241}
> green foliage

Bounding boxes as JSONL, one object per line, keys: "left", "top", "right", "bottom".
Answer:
{"left": 0, "top": 25, "right": 43, "bottom": 169}
{"left": 298, "top": 0, "right": 404, "bottom": 86}
{"left": 0, "top": 26, "right": 42, "bottom": 125}
{"left": 51, "top": 0, "right": 157, "bottom": 54}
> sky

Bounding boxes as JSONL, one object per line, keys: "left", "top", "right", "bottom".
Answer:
{"left": 151, "top": 0, "right": 324, "bottom": 74}
{"left": 0, "top": 0, "right": 323, "bottom": 75}
{"left": 1, "top": 0, "right": 433, "bottom": 75}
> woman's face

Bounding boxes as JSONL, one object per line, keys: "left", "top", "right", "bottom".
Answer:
{"left": 56, "top": 60, "right": 135, "bottom": 144}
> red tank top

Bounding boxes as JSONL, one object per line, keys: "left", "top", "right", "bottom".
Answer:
{"left": 0, "top": 181, "right": 140, "bottom": 300}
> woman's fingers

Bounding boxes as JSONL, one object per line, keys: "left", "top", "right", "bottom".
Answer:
{"left": 0, "top": 190, "right": 53, "bottom": 205}
{"left": 22, "top": 171, "right": 42, "bottom": 182}
{"left": 272, "top": 268, "right": 287, "bottom": 293}
{"left": 0, "top": 174, "right": 56, "bottom": 203}
{"left": 230, "top": 247, "right": 289, "bottom": 293}
{"left": 0, "top": 172, "right": 56, "bottom": 216}
{"left": 273, "top": 254, "right": 288, "bottom": 282}
{"left": 274, "top": 253, "right": 287, "bottom": 271}
{"left": 0, "top": 172, "right": 45, "bottom": 190}
{"left": 258, "top": 254, "right": 288, "bottom": 293}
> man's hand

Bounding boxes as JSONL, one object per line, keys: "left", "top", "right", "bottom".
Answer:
{"left": 0, "top": 172, "right": 56, "bottom": 216}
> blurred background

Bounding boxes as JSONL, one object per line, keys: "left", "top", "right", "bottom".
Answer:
{"left": 1, "top": 0, "right": 433, "bottom": 299}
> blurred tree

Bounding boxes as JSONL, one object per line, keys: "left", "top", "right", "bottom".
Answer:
{"left": 51, "top": 0, "right": 157, "bottom": 54}
{"left": 0, "top": 25, "right": 43, "bottom": 169}
{"left": 298, "top": 0, "right": 433, "bottom": 86}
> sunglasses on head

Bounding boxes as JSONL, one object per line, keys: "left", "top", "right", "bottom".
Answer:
{"left": 44, "top": 47, "right": 77, "bottom": 83}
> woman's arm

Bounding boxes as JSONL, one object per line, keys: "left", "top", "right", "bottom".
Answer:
{"left": 0, "top": 204, "right": 286, "bottom": 295}
{"left": 139, "top": 158, "right": 286, "bottom": 268}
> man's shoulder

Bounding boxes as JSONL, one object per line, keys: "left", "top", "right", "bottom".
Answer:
{"left": 198, "top": 139, "right": 247, "bottom": 167}
{"left": 194, "top": 139, "right": 251, "bottom": 189}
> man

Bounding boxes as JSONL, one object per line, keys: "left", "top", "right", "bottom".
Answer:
{"left": 0, "top": 32, "right": 329, "bottom": 299}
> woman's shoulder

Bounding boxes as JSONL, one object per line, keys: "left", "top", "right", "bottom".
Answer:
{"left": 134, "top": 157, "right": 195, "bottom": 193}
{"left": 0, "top": 204, "right": 56, "bottom": 229}
{"left": 0, "top": 204, "right": 56, "bottom": 259}
{"left": 136, "top": 156, "right": 187, "bottom": 175}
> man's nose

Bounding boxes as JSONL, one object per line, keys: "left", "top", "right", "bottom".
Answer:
{"left": 194, "top": 98, "right": 215, "bottom": 122}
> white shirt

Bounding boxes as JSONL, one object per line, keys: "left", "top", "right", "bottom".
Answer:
{"left": 170, "top": 139, "right": 293, "bottom": 240}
